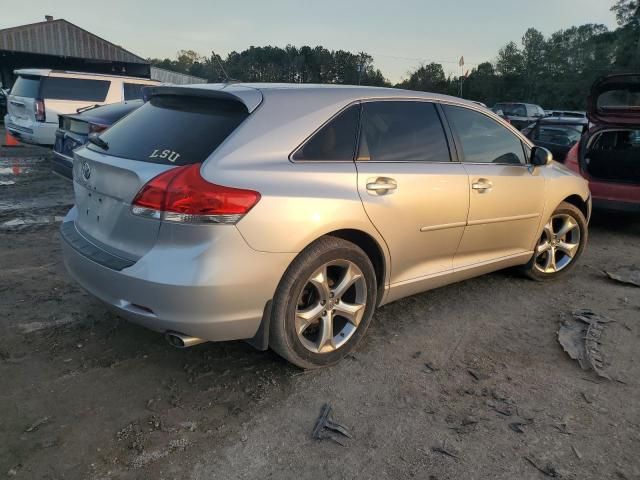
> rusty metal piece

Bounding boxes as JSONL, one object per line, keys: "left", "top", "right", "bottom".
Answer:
{"left": 312, "top": 403, "right": 352, "bottom": 446}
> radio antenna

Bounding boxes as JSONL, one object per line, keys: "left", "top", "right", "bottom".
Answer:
{"left": 212, "top": 51, "right": 231, "bottom": 83}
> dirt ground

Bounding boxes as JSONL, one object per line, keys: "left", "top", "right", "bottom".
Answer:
{"left": 1, "top": 140, "right": 639, "bottom": 480}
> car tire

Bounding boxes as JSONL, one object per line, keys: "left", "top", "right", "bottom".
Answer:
{"left": 522, "top": 201, "right": 588, "bottom": 281}
{"left": 269, "top": 236, "right": 377, "bottom": 369}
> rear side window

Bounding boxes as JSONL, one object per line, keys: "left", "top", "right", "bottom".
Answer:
{"left": 41, "top": 77, "right": 110, "bottom": 102}
{"left": 444, "top": 105, "right": 525, "bottom": 164}
{"left": 357, "top": 101, "right": 450, "bottom": 162}
{"left": 10, "top": 75, "right": 41, "bottom": 97}
{"left": 292, "top": 105, "right": 360, "bottom": 161}
{"left": 89, "top": 95, "right": 248, "bottom": 165}
{"left": 123, "top": 83, "right": 146, "bottom": 101}
{"left": 496, "top": 103, "right": 526, "bottom": 117}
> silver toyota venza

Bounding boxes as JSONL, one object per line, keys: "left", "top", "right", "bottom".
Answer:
{"left": 61, "top": 84, "right": 591, "bottom": 368}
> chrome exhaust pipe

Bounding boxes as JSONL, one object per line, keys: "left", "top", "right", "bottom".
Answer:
{"left": 165, "top": 332, "right": 207, "bottom": 348}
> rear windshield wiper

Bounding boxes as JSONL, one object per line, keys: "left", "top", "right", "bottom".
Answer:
{"left": 76, "top": 104, "right": 100, "bottom": 114}
{"left": 88, "top": 134, "right": 109, "bottom": 150}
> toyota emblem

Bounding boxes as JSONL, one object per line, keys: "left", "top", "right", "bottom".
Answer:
{"left": 81, "top": 161, "right": 91, "bottom": 180}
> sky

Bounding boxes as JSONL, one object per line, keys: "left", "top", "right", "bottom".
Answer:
{"left": 1, "top": 0, "right": 619, "bottom": 83}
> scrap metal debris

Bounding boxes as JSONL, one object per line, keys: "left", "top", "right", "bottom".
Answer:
{"left": 558, "top": 309, "right": 613, "bottom": 380}
{"left": 605, "top": 267, "right": 640, "bottom": 288}
{"left": 431, "top": 446, "right": 459, "bottom": 460}
{"left": 524, "top": 456, "right": 559, "bottom": 477}
{"left": 24, "top": 416, "right": 50, "bottom": 433}
{"left": 571, "top": 445, "right": 582, "bottom": 460}
{"left": 312, "top": 403, "right": 352, "bottom": 446}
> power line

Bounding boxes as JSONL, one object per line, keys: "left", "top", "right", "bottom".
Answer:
{"left": 369, "top": 52, "right": 481, "bottom": 67}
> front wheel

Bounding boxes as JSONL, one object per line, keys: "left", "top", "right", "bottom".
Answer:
{"left": 269, "top": 236, "right": 377, "bottom": 369}
{"left": 523, "top": 201, "right": 588, "bottom": 281}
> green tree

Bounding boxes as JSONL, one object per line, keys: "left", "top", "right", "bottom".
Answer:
{"left": 611, "top": 0, "right": 640, "bottom": 68}
{"left": 398, "top": 63, "right": 448, "bottom": 93}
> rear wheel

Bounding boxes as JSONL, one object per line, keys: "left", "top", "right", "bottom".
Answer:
{"left": 523, "top": 201, "right": 587, "bottom": 281}
{"left": 269, "top": 236, "right": 377, "bottom": 369}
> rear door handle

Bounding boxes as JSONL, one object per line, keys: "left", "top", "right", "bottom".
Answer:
{"left": 366, "top": 177, "right": 397, "bottom": 195}
{"left": 471, "top": 179, "right": 493, "bottom": 192}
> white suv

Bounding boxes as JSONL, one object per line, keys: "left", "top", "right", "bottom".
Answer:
{"left": 4, "top": 69, "right": 158, "bottom": 146}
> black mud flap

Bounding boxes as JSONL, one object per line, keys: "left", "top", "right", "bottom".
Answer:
{"left": 245, "top": 300, "right": 272, "bottom": 351}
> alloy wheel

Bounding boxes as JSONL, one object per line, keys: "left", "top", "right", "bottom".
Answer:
{"left": 534, "top": 213, "right": 581, "bottom": 274}
{"left": 295, "top": 260, "right": 368, "bottom": 353}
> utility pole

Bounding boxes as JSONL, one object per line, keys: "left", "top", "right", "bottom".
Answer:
{"left": 459, "top": 56, "right": 465, "bottom": 97}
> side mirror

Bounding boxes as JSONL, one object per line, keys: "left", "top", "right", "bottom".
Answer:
{"left": 530, "top": 146, "right": 553, "bottom": 166}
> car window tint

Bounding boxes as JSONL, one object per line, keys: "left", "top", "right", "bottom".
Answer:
{"left": 292, "top": 105, "right": 360, "bottom": 161}
{"left": 10, "top": 75, "right": 42, "bottom": 97}
{"left": 41, "top": 77, "right": 110, "bottom": 102}
{"left": 123, "top": 83, "right": 146, "bottom": 101}
{"left": 444, "top": 105, "right": 525, "bottom": 164}
{"left": 88, "top": 95, "right": 248, "bottom": 165}
{"left": 357, "top": 101, "right": 450, "bottom": 162}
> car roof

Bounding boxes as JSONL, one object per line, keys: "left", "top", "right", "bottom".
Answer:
{"left": 14, "top": 68, "right": 160, "bottom": 82}
{"left": 169, "top": 82, "right": 482, "bottom": 110}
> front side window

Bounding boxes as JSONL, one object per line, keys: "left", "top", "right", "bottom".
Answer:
{"left": 41, "top": 77, "right": 110, "bottom": 102}
{"left": 443, "top": 104, "right": 525, "bottom": 164}
{"left": 292, "top": 104, "right": 360, "bottom": 161}
{"left": 357, "top": 101, "right": 450, "bottom": 162}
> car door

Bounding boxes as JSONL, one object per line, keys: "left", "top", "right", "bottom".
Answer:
{"left": 356, "top": 100, "right": 469, "bottom": 289}
{"left": 441, "top": 104, "right": 546, "bottom": 268}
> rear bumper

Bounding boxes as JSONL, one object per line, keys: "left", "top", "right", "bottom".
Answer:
{"left": 4, "top": 115, "right": 57, "bottom": 145}
{"left": 60, "top": 208, "right": 296, "bottom": 342}
{"left": 592, "top": 198, "right": 640, "bottom": 213}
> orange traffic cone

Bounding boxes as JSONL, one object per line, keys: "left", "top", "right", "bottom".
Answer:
{"left": 3, "top": 130, "right": 21, "bottom": 147}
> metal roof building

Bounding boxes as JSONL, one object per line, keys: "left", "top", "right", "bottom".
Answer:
{"left": 0, "top": 17, "right": 205, "bottom": 88}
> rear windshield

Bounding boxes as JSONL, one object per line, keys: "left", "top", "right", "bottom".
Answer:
{"left": 10, "top": 75, "right": 41, "bottom": 97}
{"left": 88, "top": 95, "right": 248, "bottom": 164}
{"left": 597, "top": 89, "right": 640, "bottom": 110}
{"left": 534, "top": 125, "right": 583, "bottom": 146}
{"left": 41, "top": 77, "right": 110, "bottom": 102}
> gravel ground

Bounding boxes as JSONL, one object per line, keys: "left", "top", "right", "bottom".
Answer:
{"left": 1, "top": 141, "right": 639, "bottom": 480}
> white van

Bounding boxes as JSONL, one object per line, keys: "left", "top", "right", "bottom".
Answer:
{"left": 4, "top": 69, "right": 159, "bottom": 146}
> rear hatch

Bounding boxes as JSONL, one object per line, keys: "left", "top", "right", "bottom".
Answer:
{"left": 6, "top": 74, "right": 41, "bottom": 126}
{"left": 587, "top": 74, "right": 640, "bottom": 126}
{"left": 71, "top": 86, "right": 258, "bottom": 262}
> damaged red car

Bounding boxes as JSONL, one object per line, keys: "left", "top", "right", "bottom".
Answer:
{"left": 565, "top": 74, "right": 640, "bottom": 211}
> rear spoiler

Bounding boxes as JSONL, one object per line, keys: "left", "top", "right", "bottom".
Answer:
{"left": 142, "top": 85, "right": 263, "bottom": 113}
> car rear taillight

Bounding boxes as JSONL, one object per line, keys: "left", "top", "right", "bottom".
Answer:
{"left": 34, "top": 99, "right": 45, "bottom": 122}
{"left": 89, "top": 123, "right": 108, "bottom": 134}
{"left": 131, "top": 163, "right": 261, "bottom": 224}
